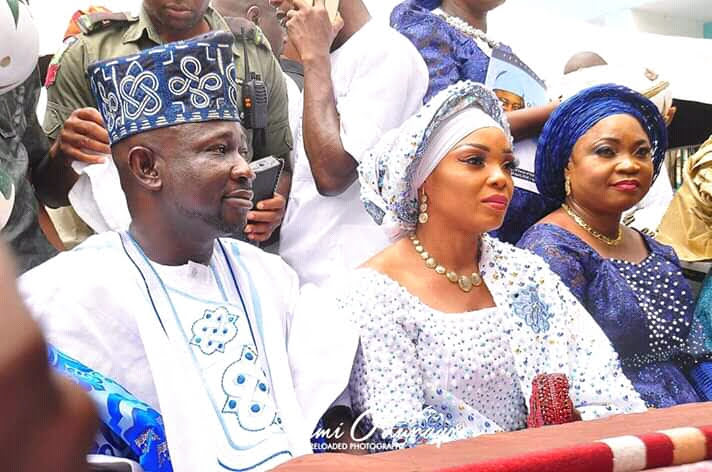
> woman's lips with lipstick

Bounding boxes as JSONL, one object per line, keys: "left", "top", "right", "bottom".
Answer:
{"left": 482, "top": 195, "right": 509, "bottom": 211}
{"left": 612, "top": 180, "right": 640, "bottom": 192}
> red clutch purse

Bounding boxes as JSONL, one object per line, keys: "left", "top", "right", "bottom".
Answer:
{"left": 527, "top": 373, "right": 580, "bottom": 428}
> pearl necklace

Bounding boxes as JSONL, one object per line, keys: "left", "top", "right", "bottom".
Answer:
{"left": 409, "top": 234, "right": 483, "bottom": 293}
{"left": 432, "top": 8, "right": 500, "bottom": 50}
{"left": 561, "top": 203, "right": 623, "bottom": 246}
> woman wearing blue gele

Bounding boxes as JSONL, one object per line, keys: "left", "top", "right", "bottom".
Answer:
{"left": 518, "top": 83, "right": 712, "bottom": 408}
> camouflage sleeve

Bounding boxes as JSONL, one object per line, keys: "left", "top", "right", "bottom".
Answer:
{"left": 22, "top": 69, "right": 50, "bottom": 170}
{"left": 42, "top": 37, "right": 95, "bottom": 140}
{"left": 252, "top": 45, "right": 292, "bottom": 160}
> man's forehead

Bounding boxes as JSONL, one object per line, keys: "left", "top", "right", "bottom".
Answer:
{"left": 186, "top": 120, "right": 247, "bottom": 142}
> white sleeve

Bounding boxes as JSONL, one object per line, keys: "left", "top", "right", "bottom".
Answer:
{"left": 336, "top": 30, "right": 428, "bottom": 162}
{"left": 288, "top": 281, "right": 359, "bottom": 431}
{"left": 552, "top": 278, "right": 649, "bottom": 418}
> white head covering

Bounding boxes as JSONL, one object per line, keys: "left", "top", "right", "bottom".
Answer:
{"left": 411, "top": 107, "right": 503, "bottom": 195}
{"left": 359, "top": 81, "right": 511, "bottom": 241}
{"left": 0, "top": 0, "right": 39, "bottom": 95}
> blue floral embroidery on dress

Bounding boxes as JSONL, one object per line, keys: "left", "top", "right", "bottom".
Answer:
{"left": 363, "top": 200, "right": 386, "bottom": 225}
{"left": 511, "top": 285, "right": 552, "bottom": 333}
{"left": 190, "top": 306, "right": 238, "bottom": 355}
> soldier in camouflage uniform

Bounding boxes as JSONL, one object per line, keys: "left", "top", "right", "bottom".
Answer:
{"left": 42, "top": 0, "right": 292, "bottom": 244}
{"left": 0, "top": 0, "right": 57, "bottom": 273}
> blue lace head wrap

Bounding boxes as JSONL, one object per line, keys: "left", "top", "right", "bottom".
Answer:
{"left": 359, "top": 81, "right": 510, "bottom": 241}
{"left": 535, "top": 83, "right": 668, "bottom": 204}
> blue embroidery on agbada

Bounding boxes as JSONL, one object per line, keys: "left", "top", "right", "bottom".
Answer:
{"left": 221, "top": 345, "right": 282, "bottom": 433}
{"left": 190, "top": 306, "right": 239, "bottom": 355}
{"left": 48, "top": 345, "right": 172, "bottom": 472}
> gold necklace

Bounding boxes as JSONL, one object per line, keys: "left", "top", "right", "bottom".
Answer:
{"left": 561, "top": 203, "right": 623, "bottom": 246}
{"left": 409, "top": 234, "right": 483, "bottom": 293}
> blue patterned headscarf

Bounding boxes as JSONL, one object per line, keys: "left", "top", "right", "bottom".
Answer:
{"left": 359, "top": 81, "right": 510, "bottom": 241}
{"left": 536, "top": 84, "right": 668, "bottom": 204}
{"left": 87, "top": 31, "right": 240, "bottom": 145}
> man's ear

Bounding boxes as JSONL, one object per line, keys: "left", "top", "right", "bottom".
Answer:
{"left": 246, "top": 5, "right": 260, "bottom": 24}
{"left": 127, "top": 146, "right": 162, "bottom": 192}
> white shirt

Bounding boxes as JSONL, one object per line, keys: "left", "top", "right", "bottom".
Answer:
{"left": 279, "top": 20, "right": 428, "bottom": 286}
{"left": 19, "top": 232, "right": 317, "bottom": 471}
{"left": 283, "top": 71, "right": 303, "bottom": 172}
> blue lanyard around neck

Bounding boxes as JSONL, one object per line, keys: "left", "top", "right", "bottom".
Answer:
{"left": 119, "top": 232, "right": 258, "bottom": 351}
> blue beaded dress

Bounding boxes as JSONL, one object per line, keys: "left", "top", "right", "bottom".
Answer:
{"left": 391, "top": 0, "right": 558, "bottom": 243}
{"left": 518, "top": 224, "right": 710, "bottom": 407}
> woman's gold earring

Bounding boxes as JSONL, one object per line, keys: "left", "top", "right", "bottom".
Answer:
{"left": 418, "top": 193, "right": 429, "bottom": 224}
{"left": 565, "top": 175, "right": 572, "bottom": 197}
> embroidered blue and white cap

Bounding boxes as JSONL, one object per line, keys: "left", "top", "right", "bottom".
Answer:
{"left": 87, "top": 31, "right": 240, "bottom": 145}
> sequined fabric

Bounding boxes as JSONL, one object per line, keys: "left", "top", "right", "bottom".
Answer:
{"left": 518, "top": 224, "right": 707, "bottom": 407}
{"left": 336, "top": 235, "right": 646, "bottom": 450}
{"left": 390, "top": 0, "right": 504, "bottom": 102}
{"left": 390, "top": 0, "right": 555, "bottom": 243}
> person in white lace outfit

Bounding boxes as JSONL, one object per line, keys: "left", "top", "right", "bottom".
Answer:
{"left": 325, "top": 81, "right": 646, "bottom": 450}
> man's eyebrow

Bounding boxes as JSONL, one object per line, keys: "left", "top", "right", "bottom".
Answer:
{"left": 192, "top": 128, "right": 236, "bottom": 146}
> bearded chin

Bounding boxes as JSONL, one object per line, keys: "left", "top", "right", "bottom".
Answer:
{"left": 175, "top": 203, "right": 246, "bottom": 237}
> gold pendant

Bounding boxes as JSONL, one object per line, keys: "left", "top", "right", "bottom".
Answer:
{"left": 410, "top": 233, "right": 483, "bottom": 293}
{"left": 458, "top": 275, "right": 474, "bottom": 293}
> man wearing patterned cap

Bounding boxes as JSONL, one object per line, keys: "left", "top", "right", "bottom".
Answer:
{"left": 19, "top": 32, "right": 321, "bottom": 471}
{"left": 39, "top": 0, "right": 291, "bottom": 245}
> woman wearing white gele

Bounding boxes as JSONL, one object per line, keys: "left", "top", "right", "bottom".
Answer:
{"left": 331, "top": 81, "right": 646, "bottom": 449}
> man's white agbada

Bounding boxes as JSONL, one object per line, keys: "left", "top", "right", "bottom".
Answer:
{"left": 20, "top": 233, "right": 336, "bottom": 471}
